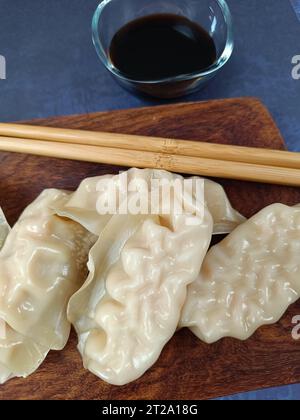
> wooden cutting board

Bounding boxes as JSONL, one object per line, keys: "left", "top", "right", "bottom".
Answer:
{"left": 0, "top": 97, "right": 300, "bottom": 400}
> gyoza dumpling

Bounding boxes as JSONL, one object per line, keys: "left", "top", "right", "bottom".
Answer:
{"left": 0, "top": 209, "right": 35, "bottom": 384}
{"left": 55, "top": 169, "right": 245, "bottom": 236}
{"left": 68, "top": 180, "right": 213, "bottom": 385}
{"left": 180, "top": 203, "right": 300, "bottom": 343}
{"left": 0, "top": 190, "right": 95, "bottom": 383}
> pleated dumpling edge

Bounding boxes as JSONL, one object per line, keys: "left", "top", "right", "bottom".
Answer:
{"left": 67, "top": 173, "right": 214, "bottom": 385}
{"left": 0, "top": 190, "right": 96, "bottom": 384}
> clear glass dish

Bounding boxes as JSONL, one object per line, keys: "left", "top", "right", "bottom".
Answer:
{"left": 92, "top": 0, "right": 234, "bottom": 98}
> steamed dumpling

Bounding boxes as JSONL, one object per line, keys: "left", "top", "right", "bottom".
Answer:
{"left": 0, "top": 209, "right": 34, "bottom": 385}
{"left": 0, "top": 190, "right": 95, "bottom": 383}
{"left": 68, "top": 179, "right": 213, "bottom": 385}
{"left": 180, "top": 204, "right": 300, "bottom": 343}
{"left": 54, "top": 169, "right": 245, "bottom": 236}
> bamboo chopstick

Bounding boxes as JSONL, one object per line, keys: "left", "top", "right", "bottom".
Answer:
{"left": 0, "top": 123, "right": 299, "bottom": 169}
{"left": 1, "top": 135, "right": 300, "bottom": 186}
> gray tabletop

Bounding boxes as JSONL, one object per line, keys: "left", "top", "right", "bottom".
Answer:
{"left": 0, "top": 0, "right": 300, "bottom": 400}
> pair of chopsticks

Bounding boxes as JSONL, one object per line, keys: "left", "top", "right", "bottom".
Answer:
{"left": 0, "top": 123, "right": 300, "bottom": 186}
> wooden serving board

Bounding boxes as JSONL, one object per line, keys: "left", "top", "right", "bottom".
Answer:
{"left": 0, "top": 97, "right": 300, "bottom": 400}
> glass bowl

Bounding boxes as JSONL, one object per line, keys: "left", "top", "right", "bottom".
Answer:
{"left": 92, "top": 0, "right": 234, "bottom": 99}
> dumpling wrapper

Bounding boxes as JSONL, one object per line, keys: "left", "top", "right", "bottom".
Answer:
{"left": 0, "top": 209, "right": 30, "bottom": 384}
{"left": 0, "top": 208, "right": 10, "bottom": 250}
{"left": 180, "top": 203, "right": 300, "bottom": 343}
{"left": 0, "top": 321, "right": 48, "bottom": 384}
{"left": 54, "top": 169, "right": 245, "bottom": 236}
{"left": 0, "top": 190, "right": 95, "bottom": 384}
{"left": 203, "top": 179, "right": 245, "bottom": 234}
{"left": 0, "top": 364, "right": 12, "bottom": 385}
{"left": 0, "top": 207, "right": 14, "bottom": 384}
{"left": 68, "top": 183, "right": 213, "bottom": 385}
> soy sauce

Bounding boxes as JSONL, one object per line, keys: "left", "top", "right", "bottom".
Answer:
{"left": 109, "top": 14, "right": 217, "bottom": 81}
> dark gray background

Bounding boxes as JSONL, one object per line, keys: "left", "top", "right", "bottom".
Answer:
{"left": 0, "top": 0, "right": 299, "bottom": 400}
{"left": 0, "top": 0, "right": 300, "bottom": 150}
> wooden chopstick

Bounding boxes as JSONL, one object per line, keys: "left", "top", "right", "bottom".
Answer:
{"left": 1, "top": 135, "right": 300, "bottom": 186}
{"left": 0, "top": 123, "right": 299, "bottom": 169}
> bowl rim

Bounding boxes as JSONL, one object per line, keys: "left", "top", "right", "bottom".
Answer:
{"left": 92, "top": 0, "right": 234, "bottom": 85}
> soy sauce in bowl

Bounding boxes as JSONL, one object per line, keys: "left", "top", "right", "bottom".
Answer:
{"left": 93, "top": 0, "right": 234, "bottom": 98}
{"left": 109, "top": 14, "right": 217, "bottom": 82}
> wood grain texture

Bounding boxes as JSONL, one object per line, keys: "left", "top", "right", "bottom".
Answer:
{"left": 0, "top": 97, "right": 300, "bottom": 400}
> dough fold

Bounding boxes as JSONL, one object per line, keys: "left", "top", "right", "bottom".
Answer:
{"left": 0, "top": 191, "right": 95, "bottom": 384}
{"left": 181, "top": 204, "right": 300, "bottom": 343}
